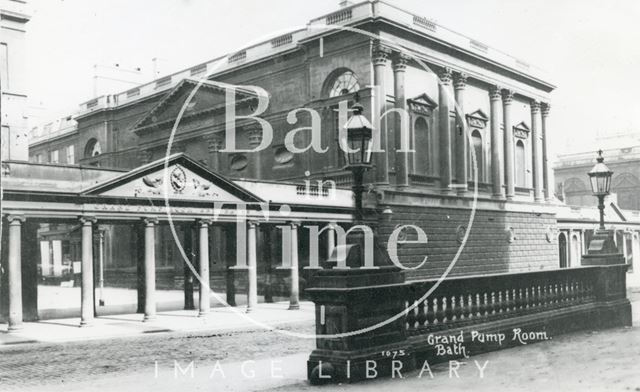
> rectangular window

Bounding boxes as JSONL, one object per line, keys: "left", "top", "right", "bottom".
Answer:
{"left": 0, "top": 43, "right": 8, "bottom": 89}
{"left": 66, "top": 145, "right": 75, "bottom": 164}
{"left": 50, "top": 150, "right": 59, "bottom": 164}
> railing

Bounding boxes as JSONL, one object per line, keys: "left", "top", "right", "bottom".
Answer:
{"left": 404, "top": 267, "right": 597, "bottom": 335}
{"left": 306, "top": 264, "right": 631, "bottom": 383}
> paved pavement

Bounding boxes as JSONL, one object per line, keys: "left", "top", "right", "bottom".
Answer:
{"left": 1, "top": 293, "right": 639, "bottom": 391}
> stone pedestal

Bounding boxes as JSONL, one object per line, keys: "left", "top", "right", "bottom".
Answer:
{"left": 306, "top": 267, "right": 412, "bottom": 384}
{"left": 582, "top": 229, "right": 625, "bottom": 266}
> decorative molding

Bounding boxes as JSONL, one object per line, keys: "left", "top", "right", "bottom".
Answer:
{"left": 541, "top": 102, "right": 551, "bottom": 117}
{"left": 531, "top": 100, "right": 541, "bottom": 115}
{"left": 207, "top": 134, "right": 223, "bottom": 153}
{"left": 506, "top": 227, "right": 516, "bottom": 243}
{"left": 391, "top": 53, "right": 410, "bottom": 72}
{"left": 466, "top": 109, "right": 489, "bottom": 129}
{"left": 513, "top": 121, "right": 531, "bottom": 139}
{"left": 501, "top": 89, "right": 515, "bottom": 105}
{"left": 438, "top": 67, "right": 453, "bottom": 85}
{"left": 79, "top": 216, "right": 97, "bottom": 225}
{"left": 246, "top": 127, "right": 262, "bottom": 147}
{"left": 6, "top": 214, "right": 26, "bottom": 224}
{"left": 372, "top": 42, "right": 391, "bottom": 66}
{"left": 455, "top": 225, "right": 466, "bottom": 244}
{"left": 407, "top": 93, "right": 438, "bottom": 115}
{"left": 453, "top": 73, "right": 468, "bottom": 91}
{"left": 489, "top": 85, "right": 502, "bottom": 101}
{"left": 143, "top": 217, "right": 159, "bottom": 226}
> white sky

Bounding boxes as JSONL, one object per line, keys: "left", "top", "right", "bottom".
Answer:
{"left": 25, "top": 0, "right": 640, "bottom": 158}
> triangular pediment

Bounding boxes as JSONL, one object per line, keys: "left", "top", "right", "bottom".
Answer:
{"left": 82, "top": 153, "right": 262, "bottom": 203}
{"left": 513, "top": 121, "right": 530, "bottom": 139}
{"left": 407, "top": 93, "right": 438, "bottom": 114}
{"left": 132, "top": 78, "right": 259, "bottom": 132}
{"left": 466, "top": 109, "right": 489, "bottom": 128}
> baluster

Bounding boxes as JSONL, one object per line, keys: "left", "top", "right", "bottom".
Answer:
{"left": 426, "top": 298, "right": 436, "bottom": 326}
{"left": 472, "top": 293, "right": 481, "bottom": 319}
{"left": 406, "top": 300, "right": 416, "bottom": 330}
{"left": 464, "top": 294, "right": 473, "bottom": 320}
{"left": 490, "top": 292, "right": 497, "bottom": 316}
{"left": 451, "top": 295, "right": 462, "bottom": 322}
{"left": 444, "top": 296, "right": 454, "bottom": 323}
{"left": 435, "top": 297, "right": 445, "bottom": 326}
{"left": 416, "top": 299, "right": 427, "bottom": 328}
{"left": 516, "top": 288, "right": 524, "bottom": 312}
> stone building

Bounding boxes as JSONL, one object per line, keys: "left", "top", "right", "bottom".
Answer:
{"left": 0, "top": 0, "right": 30, "bottom": 161}
{"left": 4, "top": 0, "right": 612, "bottom": 324}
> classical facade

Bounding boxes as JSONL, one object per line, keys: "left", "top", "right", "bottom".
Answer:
{"left": 11, "top": 0, "right": 633, "bottom": 326}
{"left": 0, "top": 0, "right": 30, "bottom": 161}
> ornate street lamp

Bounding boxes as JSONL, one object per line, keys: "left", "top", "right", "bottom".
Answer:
{"left": 342, "top": 101, "right": 373, "bottom": 221}
{"left": 588, "top": 150, "right": 613, "bottom": 230}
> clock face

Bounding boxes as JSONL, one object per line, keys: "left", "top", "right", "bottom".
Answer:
{"left": 170, "top": 166, "right": 187, "bottom": 192}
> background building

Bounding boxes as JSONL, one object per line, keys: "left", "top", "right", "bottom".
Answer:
{"left": 0, "top": 0, "right": 30, "bottom": 161}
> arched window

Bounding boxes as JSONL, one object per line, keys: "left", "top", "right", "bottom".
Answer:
{"left": 612, "top": 172, "right": 640, "bottom": 210}
{"left": 84, "top": 138, "right": 101, "bottom": 158}
{"left": 469, "top": 130, "right": 483, "bottom": 181}
{"left": 558, "top": 232, "right": 568, "bottom": 268}
{"left": 412, "top": 117, "right": 430, "bottom": 174}
{"left": 326, "top": 69, "right": 360, "bottom": 97}
{"left": 515, "top": 140, "right": 526, "bottom": 187}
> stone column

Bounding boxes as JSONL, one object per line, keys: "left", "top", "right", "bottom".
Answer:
{"left": 541, "top": 103, "right": 551, "bottom": 201}
{"left": 246, "top": 221, "right": 258, "bottom": 313}
{"left": 288, "top": 221, "right": 300, "bottom": 310}
{"left": 263, "top": 225, "right": 274, "bottom": 303}
{"left": 489, "top": 85, "right": 504, "bottom": 198}
{"left": 454, "top": 72, "right": 468, "bottom": 193}
{"left": 198, "top": 219, "right": 211, "bottom": 317}
{"left": 80, "top": 216, "right": 96, "bottom": 327}
{"left": 392, "top": 52, "right": 410, "bottom": 187}
{"left": 207, "top": 134, "right": 223, "bottom": 172}
{"left": 502, "top": 89, "right": 515, "bottom": 199}
{"left": 372, "top": 42, "right": 390, "bottom": 184}
{"left": 143, "top": 217, "right": 157, "bottom": 321}
{"left": 327, "top": 222, "right": 336, "bottom": 259}
{"left": 531, "top": 100, "right": 543, "bottom": 201}
{"left": 438, "top": 67, "right": 454, "bottom": 193}
{"left": 247, "top": 126, "right": 262, "bottom": 179}
{"left": 7, "top": 215, "right": 25, "bottom": 331}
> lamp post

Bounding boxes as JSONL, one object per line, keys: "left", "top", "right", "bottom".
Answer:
{"left": 587, "top": 150, "right": 613, "bottom": 230}
{"left": 342, "top": 101, "right": 374, "bottom": 222}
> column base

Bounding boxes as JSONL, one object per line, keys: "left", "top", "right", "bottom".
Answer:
{"left": 143, "top": 315, "right": 156, "bottom": 322}
{"left": 7, "top": 324, "right": 23, "bottom": 332}
{"left": 288, "top": 303, "right": 300, "bottom": 310}
{"left": 245, "top": 307, "right": 253, "bottom": 314}
{"left": 79, "top": 320, "right": 93, "bottom": 327}
{"left": 197, "top": 310, "right": 210, "bottom": 318}
{"left": 492, "top": 193, "right": 506, "bottom": 200}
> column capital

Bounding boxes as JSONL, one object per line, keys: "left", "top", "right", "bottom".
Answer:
{"left": 79, "top": 216, "right": 97, "bottom": 225}
{"left": 531, "top": 100, "right": 541, "bottom": 114}
{"left": 489, "top": 85, "right": 502, "bottom": 101}
{"left": 391, "top": 52, "right": 410, "bottom": 72}
{"left": 501, "top": 89, "right": 515, "bottom": 104}
{"left": 248, "top": 220, "right": 260, "bottom": 228}
{"left": 288, "top": 220, "right": 302, "bottom": 228}
{"left": 143, "top": 217, "right": 159, "bottom": 226}
{"left": 541, "top": 102, "right": 551, "bottom": 117}
{"left": 438, "top": 67, "right": 453, "bottom": 85}
{"left": 6, "top": 214, "right": 25, "bottom": 224}
{"left": 372, "top": 41, "right": 391, "bottom": 66}
{"left": 453, "top": 72, "right": 468, "bottom": 90}
{"left": 207, "top": 134, "right": 223, "bottom": 153}
{"left": 199, "top": 218, "right": 214, "bottom": 227}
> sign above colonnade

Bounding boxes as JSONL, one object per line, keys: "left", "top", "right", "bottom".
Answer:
{"left": 81, "top": 153, "right": 263, "bottom": 203}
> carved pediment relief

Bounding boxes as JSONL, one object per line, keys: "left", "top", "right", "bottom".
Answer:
{"left": 466, "top": 109, "right": 489, "bottom": 129}
{"left": 513, "top": 121, "right": 530, "bottom": 139}
{"left": 407, "top": 93, "right": 438, "bottom": 115}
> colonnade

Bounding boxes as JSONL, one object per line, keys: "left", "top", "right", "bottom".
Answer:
{"left": 370, "top": 41, "right": 551, "bottom": 201}
{"left": 3, "top": 215, "right": 337, "bottom": 330}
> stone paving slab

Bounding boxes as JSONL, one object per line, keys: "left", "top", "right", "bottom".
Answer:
{"left": 0, "top": 301, "right": 314, "bottom": 345}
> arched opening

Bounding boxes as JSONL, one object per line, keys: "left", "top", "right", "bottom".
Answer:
{"left": 571, "top": 233, "right": 581, "bottom": 267}
{"left": 323, "top": 69, "right": 360, "bottom": 98}
{"left": 470, "top": 130, "right": 483, "bottom": 181}
{"left": 612, "top": 172, "right": 640, "bottom": 210}
{"left": 515, "top": 140, "right": 526, "bottom": 187}
{"left": 84, "top": 138, "right": 101, "bottom": 158}
{"left": 413, "top": 116, "right": 429, "bottom": 174}
{"left": 558, "top": 232, "right": 568, "bottom": 268}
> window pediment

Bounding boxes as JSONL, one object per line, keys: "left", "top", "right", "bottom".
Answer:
{"left": 407, "top": 93, "right": 437, "bottom": 115}
{"left": 466, "top": 109, "right": 488, "bottom": 129}
{"left": 513, "top": 121, "right": 530, "bottom": 139}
